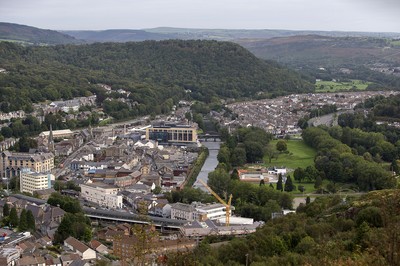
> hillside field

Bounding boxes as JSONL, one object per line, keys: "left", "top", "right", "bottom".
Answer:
{"left": 315, "top": 79, "right": 370, "bottom": 92}
{"left": 264, "top": 139, "right": 316, "bottom": 170}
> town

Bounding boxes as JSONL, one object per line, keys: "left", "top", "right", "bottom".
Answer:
{"left": 0, "top": 90, "right": 397, "bottom": 265}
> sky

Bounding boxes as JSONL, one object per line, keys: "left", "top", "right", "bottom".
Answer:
{"left": 1, "top": 0, "right": 400, "bottom": 32}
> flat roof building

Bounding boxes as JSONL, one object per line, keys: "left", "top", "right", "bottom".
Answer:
{"left": 20, "top": 168, "right": 53, "bottom": 195}
{"left": 146, "top": 124, "right": 197, "bottom": 144}
{"left": 80, "top": 182, "right": 123, "bottom": 209}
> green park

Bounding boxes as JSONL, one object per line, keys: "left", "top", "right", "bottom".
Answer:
{"left": 264, "top": 139, "right": 316, "bottom": 169}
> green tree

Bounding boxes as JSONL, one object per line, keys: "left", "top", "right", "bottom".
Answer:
{"left": 264, "top": 144, "right": 278, "bottom": 163}
{"left": 230, "top": 169, "right": 239, "bottom": 180}
{"left": 208, "top": 168, "right": 231, "bottom": 199}
{"left": 53, "top": 181, "right": 66, "bottom": 191}
{"left": 305, "top": 165, "right": 319, "bottom": 182}
{"left": 9, "top": 207, "right": 18, "bottom": 228}
{"left": 193, "top": 113, "right": 204, "bottom": 130}
{"left": 1, "top": 127, "right": 13, "bottom": 138}
{"left": 83, "top": 227, "right": 92, "bottom": 242}
{"left": 244, "top": 141, "right": 264, "bottom": 163}
{"left": 230, "top": 147, "right": 246, "bottom": 166}
{"left": 276, "top": 140, "right": 288, "bottom": 152}
{"left": 314, "top": 175, "right": 322, "bottom": 189}
{"left": 390, "top": 159, "right": 399, "bottom": 174}
{"left": 306, "top": 196, "right": 311, "bottom": 205}
{"left": 13, "top": 136, "right": 38, "bottom": 152}
{"left": 185, "top": 111, "right": 192, "bottom": 121}
{"left": 356, "top": 206, "right": 383, "bottom": 228}
{"left": 54, "top": 213, "right": 92, "bottom": 244}
{"left": 152, "top": 186, "right": 162, "bottom": 194}
{"left": 276, "top": 174, "right": 283, "bottom": 192}
{"left": 48, "top": 193, "right": 82, "bottom": 213}
{"left": 284, "top": 175, "right": 294, "bottom": 192}
{"left": 3, "top": 203, "right": 9, "bottom": 217}
{"left": 18, "top": 209, "right": 28, "bottom": 231}
{"left": 217, "top": 146, "right": 231, "bottom": 166}
{"left": 294, "top": 167, "right": 305, "bottom": 183}
{"left": 26, "top": 210, "right": 35, "bottom": 232}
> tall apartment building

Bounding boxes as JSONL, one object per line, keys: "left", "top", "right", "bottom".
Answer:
{"left": 0, "top": 151, "right": 54, "bottom": 179}
{"left": 146, "top": 124, "right": 197, "bottom": 144}
{"left": 19, "top": 168, "right": 52, "bottom": 195}
{"left": 80, "top": 182, "right": 123, "bottom": 209}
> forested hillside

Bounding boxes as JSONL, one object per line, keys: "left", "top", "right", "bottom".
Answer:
{"left": 0, "top": 40, "right": 313, "bottom": 114}
{"left": 0, "top": 22, "right": 80, "bottom": 45}
{"left": 168, "top": 190, "right": 400, "bottom": 265}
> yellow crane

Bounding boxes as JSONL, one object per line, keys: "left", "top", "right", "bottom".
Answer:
{"left": 198, "top": 179, "right": 233, "bottom": 226}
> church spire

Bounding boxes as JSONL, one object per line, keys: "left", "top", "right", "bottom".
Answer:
{"left": 48, "top": 124, "right": 55, "bottom": 152}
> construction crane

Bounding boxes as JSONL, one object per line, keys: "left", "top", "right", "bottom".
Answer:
{"left": 198, "top": 179, "right": 232, "bottom": 226}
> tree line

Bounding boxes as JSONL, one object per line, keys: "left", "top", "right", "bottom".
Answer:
{"left": 302, "top": 126, "right": 396, "bottom": 191}
{"left": 1, "top": 204, "right": 35, "bottom": 232}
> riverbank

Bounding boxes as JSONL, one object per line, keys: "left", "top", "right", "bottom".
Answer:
{"left": 193, "top": 141, "right": 221, "bottom": 191}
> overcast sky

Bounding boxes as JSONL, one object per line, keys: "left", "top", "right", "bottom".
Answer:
{"left": 1, "top": 0, "right": 399, "bottom": 32}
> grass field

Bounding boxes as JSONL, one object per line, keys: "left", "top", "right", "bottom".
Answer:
{"left": 391, "top": 40, "right": 400, "bottom": 47}
{"left": 293, "top": 181, "right": 316, "bottom": 194}
{"left": 264, "top": 140, "right": 316, "bottom": 170}
{"left": 315, "top": 79, "right": 371, "bottom": 92}
{"left": 98, "top": 118, "right": 113, "bottom": 126}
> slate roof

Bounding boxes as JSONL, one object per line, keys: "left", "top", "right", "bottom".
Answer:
{"left": 65, "top": 236, "right": 91, "bottom": 254}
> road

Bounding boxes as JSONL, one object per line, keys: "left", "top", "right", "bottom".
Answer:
{"left": 54, "top": 142, "right": 91, "bottom": 178}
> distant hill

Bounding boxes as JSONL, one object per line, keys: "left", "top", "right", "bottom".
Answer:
{"left": 0, "top": 22, "right": 81, "bottom": 45}
{"left": 237, "top": 35, "right": 400, "bottom": 66}
{"left": 64, "top": 27, "right": 400, "bottom": 43}
{"left": 2, "top": 22, "right": 399, "bottom": 44}
{"left": 0, "top": 40, "right": 313, "bottom": 114}
{"left": 237, "top": 35, "right": 400, "bottom": 89}
{"left": 63, "top": 29, "right": 177, "bottom": 42}
{"left": 147, "top": 27, "right": 400, "bottom": 40}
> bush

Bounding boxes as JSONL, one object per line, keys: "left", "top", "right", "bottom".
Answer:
{"left": 355, "top": 206, "right": 383, "bottom": 227}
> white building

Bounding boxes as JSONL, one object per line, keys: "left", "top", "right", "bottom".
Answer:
{"left": 268, "top": 166, "right": 287, "bottom": 176}
{"left": 20, "top": 168, "right": 53, "bottom": 195}
{"left": 80, "top": 182, "right": 123, "bottom": 209}
{"left": 195, "top": 203, "right": 229, "bottom": 221}
{"left": 170, "top": 202, "right": 232, "bottom": 222}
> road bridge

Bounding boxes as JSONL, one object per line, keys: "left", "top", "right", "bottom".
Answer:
{"left": 11, "top": 194, "right": 186, "bottom": 231}
{"left": 198, "top": 133, "right": 221, "bottom": 142}
{"left": 83, "top": 207, "right": 186, "bottom": 231}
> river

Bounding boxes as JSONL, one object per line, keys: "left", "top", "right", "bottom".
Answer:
{"left": 193, "top": 140, "right": 221, "bottom": 191}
